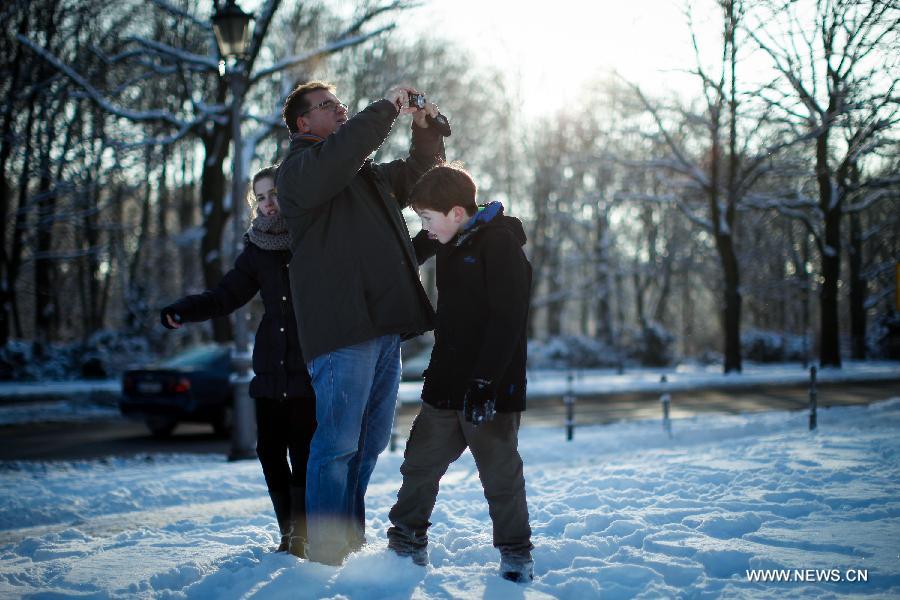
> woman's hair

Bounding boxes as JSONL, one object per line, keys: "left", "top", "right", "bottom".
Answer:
{"left": 246, "top": 165, "right": 279, "bottom": 209}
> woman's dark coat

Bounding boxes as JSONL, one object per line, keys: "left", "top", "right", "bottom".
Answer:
{"left": 164, "top": 241, "right": 314, "bottom": 400}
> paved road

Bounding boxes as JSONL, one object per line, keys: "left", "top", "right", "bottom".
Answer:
{"left": 0, "top": 380, "right": 896, "bottom": 461}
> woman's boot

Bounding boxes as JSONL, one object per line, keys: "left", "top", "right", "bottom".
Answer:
{"left": 269, "top": 489, "right": 292, "bottom": 552}
{"left": 287, "top": 485, "right": 308, "bottom": 558}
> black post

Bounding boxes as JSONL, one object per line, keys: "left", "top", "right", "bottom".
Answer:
{"left": 809, "top": 366, "right": 817, "bottom": 430}
{"left": 564, "top": 372, "right": 575, "bottom": 441}
{"left": 660, "top": 375, "right": 672, "bottom": 438}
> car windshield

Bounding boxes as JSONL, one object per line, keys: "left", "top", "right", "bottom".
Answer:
{"left": 159, "top": 345, "right": 228, "bottom": 369}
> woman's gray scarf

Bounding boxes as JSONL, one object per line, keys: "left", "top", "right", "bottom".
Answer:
{"left": 245, "top": 213, "right": 291, "bottom": 251}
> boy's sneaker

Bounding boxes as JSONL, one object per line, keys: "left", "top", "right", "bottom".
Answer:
{"left": 390, "top": 545, "right": 428, "bottom": 567}
{"left": 499, "top": 554, "right": 534, "bottom": 583}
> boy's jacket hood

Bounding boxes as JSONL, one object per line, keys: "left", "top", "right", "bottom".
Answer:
{"left": 454, "top": 201, "right": 527, "bottom": 248}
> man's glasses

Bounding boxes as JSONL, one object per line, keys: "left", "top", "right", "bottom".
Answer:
{"left": 301, "top": 99, "right": 348, "bottom": 116}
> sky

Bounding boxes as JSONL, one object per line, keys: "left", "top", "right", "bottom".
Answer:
{"left": 393, "top": 0, "right": 710, "bottom": 114}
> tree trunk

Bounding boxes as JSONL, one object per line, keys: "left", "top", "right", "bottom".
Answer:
{"left": 707, "top": 105, "right": 742, "bottom": 373}
{"left": 199, "top": 129, "right": 232, "bottom": 342}
{"left": 526, "top": 176, "right": 551, "bottom": 339}
{"left": 633, "top": 257, "right": 646, "bottom": 330}
{"left": 545, "top": 273, "right": 564, "bottom": 337}
{"left": 34, "top": 97, "right": 58, "bottom": 349}
{"left": 681, "top": 258, "right": 693, "bottom": 357}
{"left": 9, "top": 100, "right": 37, "bottom": 341}
{"left": 125, "top": 147, "right": 154, "bottom": 333}
{"left": 177, "top": 144, "right": 196, "bottom": 294}
{"left": 652, "top": 249, "right": 674, "bottom": 325}
{"left": 817, "top": 132, "right": 842, "bottom": 367}
{"left": 721, "top": 1, "right": 742, "bottom": 374}
{"left": 0, "top": 8, "right": 30, "bottom": 346}
{"left": 593, "top": 205, "right": 612, "bottom": 342}
{"left": 718, "top": 233, "right": 742, "bottom": 372}
{"left": 84, "top": 111, "right": 105, "bottom": 334}
{"left": 847, "top": 210, "right": 866, "bottom": 359}
{"left": 800, "top": 228, "right": 811, "bottom": 367}
{"left": 846, "top": 159, "right": 867, "bottom": 360}
{"left": 156, "top": 147, "right": 171, "bottom": 302}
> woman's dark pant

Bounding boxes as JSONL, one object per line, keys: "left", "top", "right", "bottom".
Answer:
{"left": 255, "top": 396, "right": 317, "bottom": 538}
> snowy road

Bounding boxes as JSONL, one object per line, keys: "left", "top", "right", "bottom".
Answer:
{"left": 1, "top": 380, "right": 897, "bottom": 461}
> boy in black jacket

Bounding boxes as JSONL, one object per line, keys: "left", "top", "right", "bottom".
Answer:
{"left": 387, "top": 163, "right": 534, "bottom": 583}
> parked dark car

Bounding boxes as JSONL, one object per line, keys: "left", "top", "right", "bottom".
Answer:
{"left": 120, "top": 344, "right": 233, "bottom": 438}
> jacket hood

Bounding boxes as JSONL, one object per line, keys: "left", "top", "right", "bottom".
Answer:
{"left": 455, "top": 201, "right": 527, "bottom": 247}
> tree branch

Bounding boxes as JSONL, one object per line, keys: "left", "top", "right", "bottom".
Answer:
{"left": 249, "top": 24, "right": 396, "bottom": 85}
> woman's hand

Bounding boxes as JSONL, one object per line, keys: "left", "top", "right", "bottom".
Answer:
{"left": 160, "top": 308, "right": 183, "bottom": 329}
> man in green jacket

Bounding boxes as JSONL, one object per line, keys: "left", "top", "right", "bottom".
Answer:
{"left": 276, "top": 81, "right": 445, "bottom": 565}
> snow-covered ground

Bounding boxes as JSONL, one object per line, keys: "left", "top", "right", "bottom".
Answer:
{"left": 1, "top": 397, "right": 898, "bottom": 598}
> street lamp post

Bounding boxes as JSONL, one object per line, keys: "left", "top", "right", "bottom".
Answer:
{"left": 212, "top": 0, "right": 256, "bottom": 461}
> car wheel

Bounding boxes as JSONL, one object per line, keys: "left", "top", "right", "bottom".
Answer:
{"left": 212, "top": 406, "right": 233, "bottom": 437}
{"left": 146, "top": 417, "right": 177, "bottom": 438}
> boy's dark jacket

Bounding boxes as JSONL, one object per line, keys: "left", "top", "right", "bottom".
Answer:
{"left": 163, "top": 241, "right": 314, "bottom": 400}
{"left": 412, "top": 202, "right": 531, "bottom": 412}
{"left": 276, "top": 100, "right": 444, "bottom": 360}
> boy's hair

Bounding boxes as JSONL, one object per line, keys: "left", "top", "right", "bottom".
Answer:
{"left": 246, "top": 165, "right": 279, "bottom": 208}
{"left": 410, "top": 162, "right": 477, "bottom": 216}
{"left": 282, "top": 80, "right": 336, "bottom": 134}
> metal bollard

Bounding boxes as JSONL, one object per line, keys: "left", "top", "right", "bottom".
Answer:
{"left": 660, "top": 375, "right": 672, "bottom": 438}
{"left": 564, "top": 372, "right": 575, "bottom": 441}
{"left": 809, "top": 366, "right": 817, "bottom": 431}
{"left": 228, "top": 349, "right": 257, "bottom": 461}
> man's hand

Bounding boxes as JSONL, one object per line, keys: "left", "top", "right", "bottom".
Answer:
{"left": 463, "top": 379, "right": 496, "bottom": 426}
{"left": 412, "top": 101, "right": 440, "bottom": 129}
{"left": 160, "top": 308, "right": 183, "bottom": 330}
{"left": 384, "top": 86, "right": 420, "bottom": 115}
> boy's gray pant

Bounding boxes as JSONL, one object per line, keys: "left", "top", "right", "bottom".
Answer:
{"left": 387, "top": 402, "right": 533, "bottom": 557}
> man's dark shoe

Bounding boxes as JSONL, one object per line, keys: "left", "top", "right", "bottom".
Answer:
{"left": 499, "top": 555, "right": 534, "bottom": 583}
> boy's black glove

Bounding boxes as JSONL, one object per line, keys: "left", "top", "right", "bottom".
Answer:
{"left": 160, "top": 307, "right": 182, "bottom": 329}
{"left": 463, "top": 378, "right": 496, "bottom": 426}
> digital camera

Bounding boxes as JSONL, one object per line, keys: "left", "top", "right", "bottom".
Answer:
{"left": 408, "top": 93, "right": 426, "bottom": 109}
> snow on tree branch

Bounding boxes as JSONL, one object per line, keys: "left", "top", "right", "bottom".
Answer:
{"left": 843, "top": 188, "right": 897, "bottom": 214}
{"left": 128, "top": 36, "right": 218, "bottom": 71}
{"left": 623, "top": 80, "right": 711, "bottom": 188}
{"left": 342, "top": 1, "right": 419, "bottom": 37}
{"left": 17, "top": 34, "right": 192, "bottom": 131}
{"left": 250, "top": 25, "right": 395, "bottom": 84}
{"left": 150, "top": 0, "right": 213, "bottom": 31}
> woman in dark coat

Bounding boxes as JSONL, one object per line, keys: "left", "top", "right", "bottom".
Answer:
{"left": 160, "top": 166, "right": 314, "bottom": 558}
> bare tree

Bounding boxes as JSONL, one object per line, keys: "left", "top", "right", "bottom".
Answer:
{"left": 625, "top": 0, "right": 778, "bottom": 372}
{"left": 746, "top": 0, "right": 900, "bottom": 366}
{"left": 17, "top": 0, "right": 412, "bottom": 342}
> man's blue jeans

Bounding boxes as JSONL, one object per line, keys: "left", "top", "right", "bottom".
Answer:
{"left": 304, "top": 334, "right": 401, "bottom": 564}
